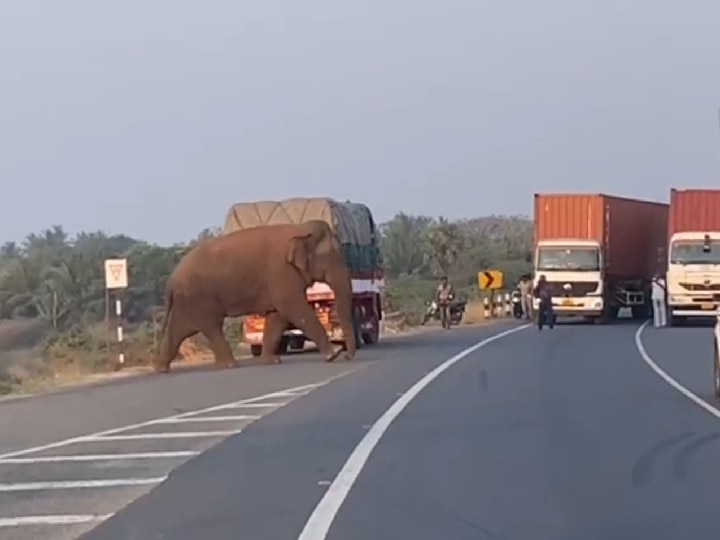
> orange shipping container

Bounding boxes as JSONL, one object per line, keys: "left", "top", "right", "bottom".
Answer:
{"left": 669, "top": 188, "right": 720, "bottom": 234}
{"left": 534, "top": 193, "right": 669, "bottom": 279}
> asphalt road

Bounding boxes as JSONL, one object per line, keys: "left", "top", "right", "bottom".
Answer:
{"left": 74, "top": 318, "right": 720, "bottom": 540}
{"left": 0, "top": 340, "right": 384, "bottom": 540}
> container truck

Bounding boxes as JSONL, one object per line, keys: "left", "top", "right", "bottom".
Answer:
{"left": 533, "top": 193, "right": 668, "bottom": 323}
{"left": 222, "top": 197, "right": 385, "bottom": 355}
{"left": 666, "top": 189, "right": 720, "bottom": 325}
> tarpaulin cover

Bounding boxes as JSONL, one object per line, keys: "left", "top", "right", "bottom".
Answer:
{"left": 223, "top": 197, "right": 383, "bottom": 274}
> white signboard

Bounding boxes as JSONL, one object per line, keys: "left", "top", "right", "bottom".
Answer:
{"left": 104, "top": 258, "right": 128, "bottom": 289}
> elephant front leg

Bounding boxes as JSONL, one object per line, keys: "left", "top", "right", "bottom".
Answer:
{"left": 259, "top": 312, "right": 286, "bottom": 365}
{"left": 280, "top": 300, "right": 342, "bottom": 363}
{"left": 198, "top": 320, "right": 238, "bottom": 369}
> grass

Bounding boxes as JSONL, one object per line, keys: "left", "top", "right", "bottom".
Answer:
{"left": 0, "top": 283, "right": 514, "bottom": 396}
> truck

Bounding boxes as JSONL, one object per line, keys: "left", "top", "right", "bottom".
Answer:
{"left": 222, "top": 197, "right": 385, "bottom": 356}
{"left": 666, "top": 189, "right": 720, "bottom": 325}
{"left": 533, "top": 193, "right": 668, "bottom": 323}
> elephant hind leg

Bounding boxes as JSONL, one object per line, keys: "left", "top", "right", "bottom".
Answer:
{"left": 154, "top": 310, "right": 198, "bottom": 373}
{"left": 278, "top": 299, "right": 342, "bottom": 363}
{"left": 197, "top": 317, "right": 237, "bottom": 369}
{"left": 259, "top": 312, "right": 288, "bottom": 365}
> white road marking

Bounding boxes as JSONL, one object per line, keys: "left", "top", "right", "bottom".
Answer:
{"left": 297, "top": 323, "right": 531, "bottom": 540}
{"left": 635, "top": 321, "right": 720, "bottom": 420}
{"left": 0, "top": 373, "right": 359, "bottom": 532}
{"left": 0, "top": 451, "right": 199, "bottom": 464}
{"left": 85, "top": 430, "right": 240, "bottom": 441}
{"left": 0, "top": 382, "right": 322, "bottom": 461}
{"left": 154, "top": 415, "right": 260, "bottom": 423}
{"left": 227, "top": 402, "right": 287, "bottom": 408}
{"left": 0, "top": 515, "right": 113, "bottom": 527}
{"left": 0, "top": 477, "right": 166, "bottom": 492}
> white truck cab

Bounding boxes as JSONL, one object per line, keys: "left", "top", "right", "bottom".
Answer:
{"left": 666, "top": 231, "right": 720, "bottom": 322}
{"left": 532, "top": 239, "right": 604, "bottom": 317}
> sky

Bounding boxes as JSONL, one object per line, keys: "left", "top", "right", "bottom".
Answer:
{"left": 2, "top": 0, "right": 720, "bottom": 245}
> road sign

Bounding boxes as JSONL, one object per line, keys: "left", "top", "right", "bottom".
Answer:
{"left": 104, "top": 258, "right": 128, "bottom": 289}
{"left": 478, "top": 270, "right": 503, "bottom": 290}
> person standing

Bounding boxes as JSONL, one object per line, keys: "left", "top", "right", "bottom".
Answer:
{"left": 651, "top": 273, "right": 667, "bottom": 327}
{"left": 518, "top": 275, "right": 533, "bottom": 319}
{"left": 436, "top": 276, "right": 455, "bottom": 329}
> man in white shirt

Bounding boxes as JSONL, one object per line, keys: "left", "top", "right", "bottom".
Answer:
{"left": 651, "top": 274, "right": 667, "bottom": 327}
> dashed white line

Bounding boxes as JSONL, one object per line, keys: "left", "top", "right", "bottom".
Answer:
{"left": 84, "top": 430, "right": 241, "bottom": 441}
{"left": 0, "top": 515, "right": 113, "bottom": 527}
{"left": 0, "top": 452, "right": 199, "bottom": 464}
{"left": 635, "top": 321, "right": 720, "bottom": 420}
{"left": 297, "top": 323, "right": 531, "bottom": 540}
{"left": 0, "top": 477, "right": 166, "bottom": 492}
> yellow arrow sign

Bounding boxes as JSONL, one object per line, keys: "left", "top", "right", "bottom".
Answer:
{"left": 478, "top": 270, "right": 503, "bottom": 290}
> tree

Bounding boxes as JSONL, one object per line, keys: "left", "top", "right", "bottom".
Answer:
{"left": 423, "top": 217, "right": 465, "bottom": 277}
{"left": 379, "top": 213, "right": 432, "bottom": 277}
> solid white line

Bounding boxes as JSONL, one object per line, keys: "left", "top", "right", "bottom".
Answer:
{"left": 154, "top": 415, "right": 259, "bottom": 423}
{"left": 0, "top": 451, "right": 199, "bottom": 464}
{"left": 0, "top": 380, "right": 336, "bottom": 462}
{"left": 635, "top": 321, "right": 720, "bottom": 420}
{"left": 0, "top": 477, "right": 166, "bottom": 492}
{"left": 0, "top": 514, "right": 113, "bottom": 527}
{"left": 86, "top": 430, "right": 240, "bottom": 441}
{"left": 297, "top": 323, "right": 531, "bottom": 540}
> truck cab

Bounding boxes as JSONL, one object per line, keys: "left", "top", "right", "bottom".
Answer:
{"left": 667, "top": 231, "right": 720, "bottom": 322}
{"left": 532, "top": 239, "right": 605, "bottom": 317}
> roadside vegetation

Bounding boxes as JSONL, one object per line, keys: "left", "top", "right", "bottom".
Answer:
{"left": 0, "top": 214, "right": 532, "bottom": 395}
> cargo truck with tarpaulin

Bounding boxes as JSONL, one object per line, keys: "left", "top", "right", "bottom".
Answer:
{"left": 666, "top": 188, "right": 720, "bottom": 325}
{"left": 222, "top": 198, "right": 385, "bottom": 355}
{"left": 533, "top": 193, "right": 668, "bottom": 323}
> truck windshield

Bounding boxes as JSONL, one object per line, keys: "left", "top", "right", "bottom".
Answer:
{"left": 537, "top": 247, "right": 600, "bottom": 271}
{"left": 670, "top": 241, "right": 720, "bottom": 265}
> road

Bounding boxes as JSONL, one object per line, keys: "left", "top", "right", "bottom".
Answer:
{"left": 3, "top": 319, "right": 720, "bottom": 539}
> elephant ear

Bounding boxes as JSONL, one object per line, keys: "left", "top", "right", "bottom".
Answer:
{"left": 286, "top": 233, "right": 313, "bottom": 278}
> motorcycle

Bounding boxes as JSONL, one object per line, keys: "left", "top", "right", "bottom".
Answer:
{"left": 421, "top": 298, "right": 467, "bottom": 326}
{"left": 537, "top": 298, "right": 556, "bottom": 330}
{"left": 511, "top": 289, "right": 524, "bottom": 319}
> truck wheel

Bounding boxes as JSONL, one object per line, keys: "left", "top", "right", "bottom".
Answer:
{"left": 362, "top": 313, "right": 380, "bottom": 345}
{"left": 288, "top": 337, "right": 305, "bottom": 351}
{"left": 250, "top": 345, "right": 262, "bottom": 357}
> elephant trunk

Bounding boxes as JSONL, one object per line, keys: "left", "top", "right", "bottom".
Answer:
{"left": 327, "top": 265, "right": 357, "bottom": 358}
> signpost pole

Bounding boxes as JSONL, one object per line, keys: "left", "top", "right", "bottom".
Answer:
{"left": 104, "top": 258, "right": 129, "bottom": 370}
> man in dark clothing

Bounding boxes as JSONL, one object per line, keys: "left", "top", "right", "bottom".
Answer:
{"left": 533, "top": 274, "right": 554, "bottom": 330}
{"left": 436, "top": 276, "right": 455, "bottom": 329}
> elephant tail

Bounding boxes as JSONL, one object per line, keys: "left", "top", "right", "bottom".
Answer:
{"left": 152, "top": 287, "right": 176, "bottom": 372}
{"left": 160, "top": 287, "right": 174, "bottom": 338}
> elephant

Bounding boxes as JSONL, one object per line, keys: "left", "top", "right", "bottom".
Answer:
{"left": 153, "top": 220, "right": 357, "bottom": 372}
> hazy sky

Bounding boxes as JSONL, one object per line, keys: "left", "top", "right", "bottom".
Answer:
{"left": 2, "top": 0, "right": 720, "bottom": 245}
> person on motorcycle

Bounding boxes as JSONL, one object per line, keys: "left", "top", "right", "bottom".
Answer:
{"left": 436, "top": 276, "right": 455, "bottom": 329}
{"left": 533, "top": 274, "right": 554, "bottom": 330}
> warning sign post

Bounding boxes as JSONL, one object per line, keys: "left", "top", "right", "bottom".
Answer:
{"left": 104, "top": 258, "right": 128, "bottom": 369}
{"left": 104, "top": 258, "right": 128, "bottom": 290}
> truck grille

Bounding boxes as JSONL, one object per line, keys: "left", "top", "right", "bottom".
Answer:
{"left": 546, "top": 281, "right": 599, "bottom": 297}
{"left": 680, "top": 282, "right": 720, "bottom": 292}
